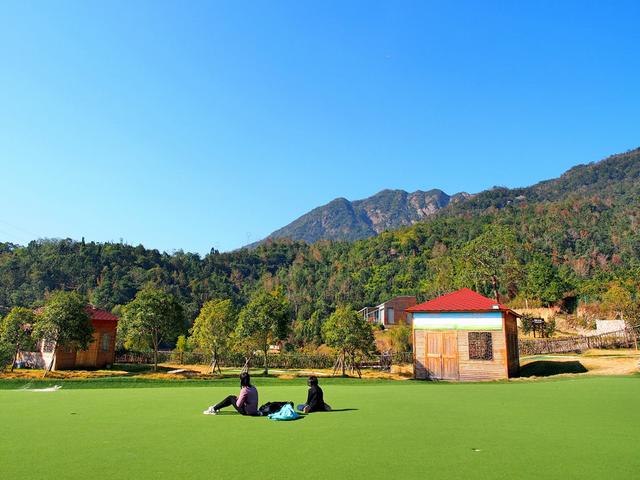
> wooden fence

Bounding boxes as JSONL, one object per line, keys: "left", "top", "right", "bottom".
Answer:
{"left": 117, "top": 328, "right": 638, "bottom": 367}
{"left": 518, "top": 327, "right": 638, "bottom": 356}
{"left": 115, "top": 350, "right": 413, "bottom": 370}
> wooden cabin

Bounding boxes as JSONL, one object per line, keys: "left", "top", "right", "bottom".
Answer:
{"left": 407, "top": 288, "right": 520, "bottom": 381}
{"left": 19, "top": 306, "right": 118, "bottom": 370}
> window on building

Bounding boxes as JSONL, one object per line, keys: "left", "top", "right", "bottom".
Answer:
{"left": 100, "top": 333, "right": 111, "bottom": 352}
{"left": 386, "top": 307, "right": 394, "bottom": 325}
{"left": 468, "top": 332, "right": 493, "bottom": 360}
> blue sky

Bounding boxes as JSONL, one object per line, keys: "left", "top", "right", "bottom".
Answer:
{"left": 1, "top": 1, "right": 638, "bottom": 254}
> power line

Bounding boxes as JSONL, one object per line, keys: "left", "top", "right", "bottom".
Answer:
{"left": 0, "top": 226, "right": 29, "bottom": 244}
{"left": 0, "top": 218, "right": 40, "bottom": 239}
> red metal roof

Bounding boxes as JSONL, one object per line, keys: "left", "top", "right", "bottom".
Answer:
{"left": 406, "top": 288, "right": 509, "bottom": 313}
{"left": 33, "top": 305, "right": 118, "bottom": 322}
{"left": 85, "top": 305, "right": 118, "bottom": 322}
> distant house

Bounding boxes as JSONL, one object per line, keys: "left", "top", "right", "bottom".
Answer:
{"left": 359, "top": 296, "right": 417, "bottom": 327}
{"left": 19, "top": 306, "right": 119, "bottom": 370}
{"left": 408, "top": 288, "right": 520, "bottom": 381}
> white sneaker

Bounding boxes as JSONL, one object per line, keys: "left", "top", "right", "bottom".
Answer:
{"left": 203, "top": 406, "right": 218, "bottom": 415}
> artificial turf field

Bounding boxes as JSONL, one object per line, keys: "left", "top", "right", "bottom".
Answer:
{"left": 1, "top": 376, "right": 639, "bottom": 480}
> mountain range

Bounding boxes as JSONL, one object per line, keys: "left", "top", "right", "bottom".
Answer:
{"left": 2, "top": 146, "right": 639, "bottom": 320}
{"left": 250, "top": 147, "right": 640, "bottom": 246}
{"left": 251, "top": 189, "right": 471, "bottom": 245}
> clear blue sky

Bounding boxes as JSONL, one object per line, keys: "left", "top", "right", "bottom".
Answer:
{"left": 1, "top": 1, "right": 638, "bottom": 254}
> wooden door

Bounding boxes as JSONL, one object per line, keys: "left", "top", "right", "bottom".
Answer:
{"left": 442, "top": 332, "right": 459, "bottom": 380}
{"left": 426, "top": 333, "right": 443, "bottom": 379}
{"left": 425, "top": 332, "right": 459, "bottom": 380}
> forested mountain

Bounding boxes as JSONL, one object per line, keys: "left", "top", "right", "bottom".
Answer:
{"left": 250, "top": 189, "right": 469, "bottom": 245}
{"left": 252, "top": 148, "right": 640, "bottom": 245}
{"left": 1, "top": 147, "right": 639, "bottom": 346}
{"left": 445, "top": 147, "right": 640, "bottom": 214}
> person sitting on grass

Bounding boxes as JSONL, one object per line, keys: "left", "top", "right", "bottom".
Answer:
{"left": 203, "top": 372, "right": 259, "bottom": 416}
{"left": 297, "top": 376, "right": 331, "bottom": 413}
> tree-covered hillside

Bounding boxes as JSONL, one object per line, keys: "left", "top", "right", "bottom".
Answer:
{"left": 445, "top": 147, "right": 640, "bottom": 214}
{"left": 0, "top": 240, "right": 303, "bottom": 321}
{"left": 1, "top": 147, "right": 639, "bottom": 345}
{"left": 252, "top": 188, "right": 465, "bottom": 245}
{"left": 254, "top": 147, "right": 640, "bottom": 244}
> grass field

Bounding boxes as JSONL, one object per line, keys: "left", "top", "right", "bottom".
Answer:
{"left": 1, "top": 376, "right": 639, "bottom": 479}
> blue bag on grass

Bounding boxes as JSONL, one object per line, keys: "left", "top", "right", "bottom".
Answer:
{"left": 268, "top": 403, "right": 301, "bottom": 421}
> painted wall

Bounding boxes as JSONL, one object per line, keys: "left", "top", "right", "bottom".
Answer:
{"left": 413, "top": 311, "right": 503, "bottom": 331}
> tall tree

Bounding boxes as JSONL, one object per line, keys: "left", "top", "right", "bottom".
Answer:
{"left": 190, "top": 299, "right": 236, "bottom": 374}
{"left": 602, "top": 283, "right": 633, "bottom": 319}
{"left": 120, "top": 288, "right": 184, "bottom": 371}
{"left": 236, "top": 288, "right": 290, "bottom": 375}
{"left": 33, "top": 291, "right": 94, "bottom": 376}
{"left": 0, "top": 307, "right": 36, "bottom": 371}
{"left": 459, "top": 225, "right": 521, "bottom": 302}
{"left": 523, "top": 256, "right": 565, "bottom": 306}
{"left": 322, "top": 305, "right": 375, "bottom": 377}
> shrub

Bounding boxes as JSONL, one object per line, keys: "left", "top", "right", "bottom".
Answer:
{"left": 0, "top": 340, "right": 13, "bottom": 371}
{"left": 520, "top": 315, "right": 555, "bottom": 337}
{"left": 544, "top": 318, "right": 557, "bottom": 337}
{"left": 388, "top": 325, "right": 412, "bottom": 353}
{"left": 520, "top": 315, "right": 534, "bottom": 335}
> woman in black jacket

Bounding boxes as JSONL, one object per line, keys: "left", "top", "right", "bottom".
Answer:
{"left": 297, "top": 376, "right": 331, "bottom": 413}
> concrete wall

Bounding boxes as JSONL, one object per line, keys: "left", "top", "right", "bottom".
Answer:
{"left": 595, "top": 319, "right": 626, "bottom": 335}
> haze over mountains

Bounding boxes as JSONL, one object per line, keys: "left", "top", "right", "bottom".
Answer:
{"left": 250, "top": 147, "right": 640, "bottom": 247}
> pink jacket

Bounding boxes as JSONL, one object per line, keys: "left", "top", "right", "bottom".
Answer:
{"left": 236, "top": 385, "right": 259, "bottom": 415}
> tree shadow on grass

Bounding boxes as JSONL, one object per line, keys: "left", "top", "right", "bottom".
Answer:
{"left": 520, "top": 360, "right": 588, "bottom": 377}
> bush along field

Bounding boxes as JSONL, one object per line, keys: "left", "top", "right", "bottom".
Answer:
{"left": 1, "top": 376, "right": 639, "bottom": 480}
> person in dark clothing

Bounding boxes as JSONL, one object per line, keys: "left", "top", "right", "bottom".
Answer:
{"left": 203, "top": 372, "right": 260, "bottom": 416}
{"left": 297, "top": 376, "right": 331, "bottom": 413}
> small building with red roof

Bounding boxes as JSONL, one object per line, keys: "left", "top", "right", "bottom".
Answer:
{"left": 20, "top": 305, "right": 119, "bottom": 371}
{"left": 407, "top": 288, "right": 520, "bottom": 381}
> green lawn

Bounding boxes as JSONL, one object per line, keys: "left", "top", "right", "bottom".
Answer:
{"left": 1, "top": 376, "right": 639, "bottom": 479}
